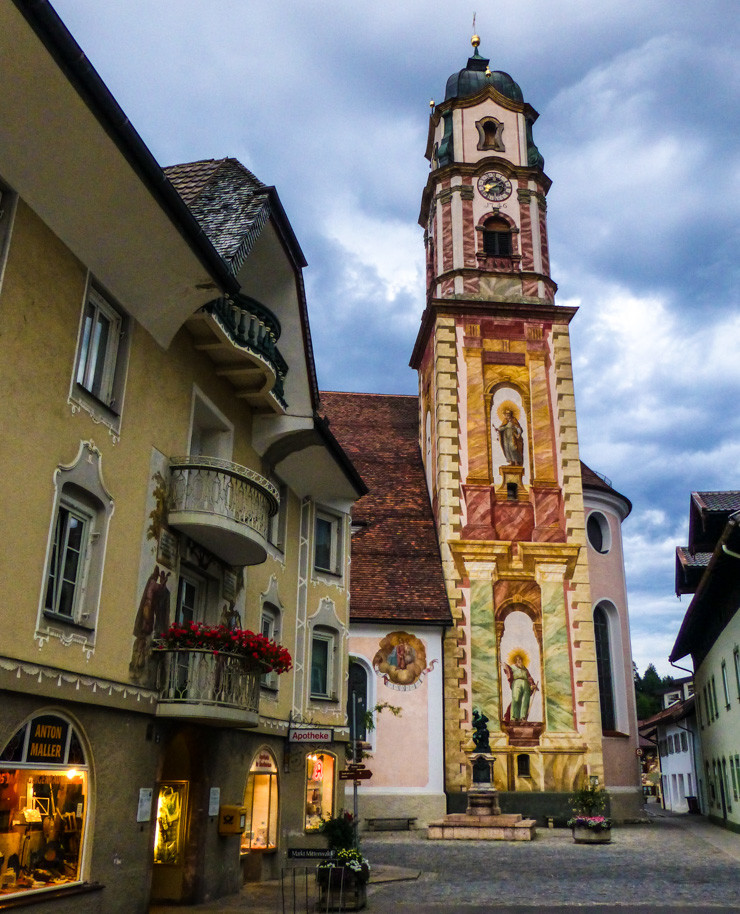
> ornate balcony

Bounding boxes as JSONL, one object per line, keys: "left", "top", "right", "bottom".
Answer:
{"left": 168, "top": 456, "right": 279, "bottom": 566}
{"left": 186, "top": 294, "right": 288, "bottom": 413}
{"left": 155, "top": 648, "right": 261, "bottom": 727}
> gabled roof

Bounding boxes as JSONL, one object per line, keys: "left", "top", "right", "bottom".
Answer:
{"left": 671, "top": 507, "right": 740, "bottom": 664}
{"left": 687, "top": 490, "right": 740, "bottom": 553}
{"left": 638, "top": 695, "right": 695, "bottom": 733}
{"left": 165, "top": 158, "right": 278, "bottom": 275}
{"left": 320, "top": 392, "right": 451, "bottom": 626}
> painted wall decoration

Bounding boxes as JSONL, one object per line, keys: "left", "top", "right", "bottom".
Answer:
{"left": 490, "top": 387, "right": 530, "bottom": 485}
{"left": 498, "top": 610, "right": 542, "bottom": 724}
{"left": 129, "top": 563, "right": 172, "bottom": 682}
{"left": 373, "top": 631, "right": 437, "bottom": 690}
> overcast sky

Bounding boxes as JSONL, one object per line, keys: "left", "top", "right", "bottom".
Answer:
{"left": 50, "top": 0, "right": 739, "bottom": 677}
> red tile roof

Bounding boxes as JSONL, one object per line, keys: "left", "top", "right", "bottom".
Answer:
{"left": 320, "top": 392, "right": 451, "bottom": 626}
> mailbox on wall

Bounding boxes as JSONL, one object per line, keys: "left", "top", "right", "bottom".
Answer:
{"left": 218, "top": 805, "right": 247, "bottom": 836}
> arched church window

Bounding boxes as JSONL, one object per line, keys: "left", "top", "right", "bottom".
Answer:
{"left": 593, "top": 604, "right": 616, "bottom": 732}
{"left": 482, "top": 217, "right": 512, "bottom": 258}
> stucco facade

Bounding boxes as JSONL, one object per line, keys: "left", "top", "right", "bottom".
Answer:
{"left": 0, "top": 4, "right": 364, "bottom": 910}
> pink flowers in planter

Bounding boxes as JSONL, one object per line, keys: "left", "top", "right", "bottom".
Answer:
{"left": 153, "top": 621, "right": 292, "bottom": 673}
{"left": 567, "top": 815, "right": 612, "bottom": 829}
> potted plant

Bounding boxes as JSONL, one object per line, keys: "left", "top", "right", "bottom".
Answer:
{"left": 316, "top": 813, "right": 369, "bottom": 910}
{"left": 567, "top": 783, "right": 612, "bottom": 844}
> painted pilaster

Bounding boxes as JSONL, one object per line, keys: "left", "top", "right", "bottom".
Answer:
{"left": 468, "top": 562, "right": 500, "bottom": 730}
{"left": 535, "top": 563, "right": 575, "bottom": 731}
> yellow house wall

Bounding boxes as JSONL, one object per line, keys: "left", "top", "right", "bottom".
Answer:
{"left": 1, "top": 199, "right": 349, "bottom": 718}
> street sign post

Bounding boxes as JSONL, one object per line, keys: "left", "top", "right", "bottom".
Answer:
{"left": 339, "top": 769, "right": 372, "bottom": 781}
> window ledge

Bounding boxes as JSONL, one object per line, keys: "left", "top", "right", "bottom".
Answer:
{"left": 602, "top": 730, "right": 630, "bottom": 739}
{"left": 0, "top": 881, "right": 103, "bottom": 909}
{"left": 42, "top": 611, "right": 95, "bottom": 633}
{"left": 310, "top": 694, "right": 338, "bottom": 704}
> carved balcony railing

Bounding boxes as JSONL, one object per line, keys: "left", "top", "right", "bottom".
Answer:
{"left": 154, "top": 647, "right": 261, "bottom": 727}
{"left": 186, "top": 293, "right": 288, "bottom": 413}
{"left": 168, "top": 456, "right": 279, "bottom": 566}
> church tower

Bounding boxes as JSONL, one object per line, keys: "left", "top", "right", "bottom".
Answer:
{"left": 411, "top": 35, "right": 604, "bottom": 815}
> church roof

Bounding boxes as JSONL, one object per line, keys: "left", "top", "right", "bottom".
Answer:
{"left": 320, "top": 392, "right": 451, "bottom": 627}
{"left": 444, "top": 48, "right": 523, "bottom": 103}
{"left": 580, "top": 461, "right": 632, "bottom": 517}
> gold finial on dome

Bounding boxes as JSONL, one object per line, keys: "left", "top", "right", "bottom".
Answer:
{"left": 471, "top": 12, "right": 480, "bottom": 48}
{"left": 429, "top": 99, "right": 435, "bottom": 110}
{"left": 485, "top": 65, "right": 491, "bottom": 77}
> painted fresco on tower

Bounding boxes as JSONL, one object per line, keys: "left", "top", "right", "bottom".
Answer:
{"left": 373, "top": 631, "right": 438, "bottom": 690}
{"left": 498, "top": 610, "right": 542, "bottom": 724}
{"left": 490, "top": 388, "right": 530, "bottom": 485}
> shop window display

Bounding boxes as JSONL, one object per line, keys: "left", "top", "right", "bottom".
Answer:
{"left": 304, "top": 753, "right": 335, "bottom": 831}
{"left": 0, "top": 714, "right": 87, "bottom": 898}
{"left": 153, "top": 782, "right": 188, "bottom": 866}
{"left": 241, "top": 750, "right": 278, "bottom": 853}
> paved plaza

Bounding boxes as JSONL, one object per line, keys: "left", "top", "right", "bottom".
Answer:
{"left": 150, "top": 809, "right": 740, "bottom": 913}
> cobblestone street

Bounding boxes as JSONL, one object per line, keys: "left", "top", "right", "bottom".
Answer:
{"left": 151, "top": 810, "right": 740, "bottom": 913}
{"left": 362, "top": 811, "right": 740, "bottom": 911}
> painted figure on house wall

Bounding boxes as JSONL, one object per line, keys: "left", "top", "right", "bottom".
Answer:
{"left": 129, "top": 563, "right": 172, "bottom": 682}
{"left": 502, "top": 651, "right": 538, "bottom": 722}
{"left": 496, "top": 403, "right": 524, "bottom": 466}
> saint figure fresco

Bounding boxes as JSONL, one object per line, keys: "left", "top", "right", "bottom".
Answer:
{"left": 496, "top": 403, "right": 524, "bottom": 466}
{"left": 502, "top": 650, "right": 538, "bottom": 722}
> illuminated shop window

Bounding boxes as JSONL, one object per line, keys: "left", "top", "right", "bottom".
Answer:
{"left": 304, "top": 753, "right": 335, "bottom": 832}
{"left": 241, "top": 750, "right": 279, "bottom": 853}
{"left": 153, "top": 781, "right": 188, "bottom": 865}
{"left": 0, "top": 713, "right": 88, "bottom": 897}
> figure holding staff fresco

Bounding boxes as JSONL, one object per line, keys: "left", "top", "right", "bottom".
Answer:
{"left": 502, "top": 651, "right": 538, "bottom": 722}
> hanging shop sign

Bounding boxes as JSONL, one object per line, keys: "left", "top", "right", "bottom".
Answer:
{"left": 289, "top": 728, "right": 333, "bottom": 744}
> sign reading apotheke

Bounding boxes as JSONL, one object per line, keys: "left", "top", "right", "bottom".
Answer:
{"left": 288, "top": 729, "right": 333, "bottom": 743}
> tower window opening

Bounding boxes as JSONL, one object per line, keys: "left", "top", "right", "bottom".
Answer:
{"left": 482, "top": 218, "right": 512, "bottom": 257}
{"left": 507, "top": 482, "right": 518, "bottom": 500}
{"left": 517, "top": 754, "right": 531, "bottom": 777}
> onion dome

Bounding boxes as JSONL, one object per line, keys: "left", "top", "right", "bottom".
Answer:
{"left": 444, "top": 43, "right": 523, "bottom": 104}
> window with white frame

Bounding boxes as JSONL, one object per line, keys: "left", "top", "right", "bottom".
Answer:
{"left": 268, "top": 482, "right": 288, "bottom": 552}
{"left": 39, "top": 442, "right": 113, "bottom": 641}
{"left": 0, "top": 177, "right": 18, "bottom": 293}
{"left": 310, "top": 628, "right": 336, "bottom": 699}
{"left": 711, "top": 676, "right": 719, "bottom": 719}
{"left": 175, "top": 569, "right": 205, "bottom": 626}
{"left": 721, "top": 660, "right": 731, "bottom": 708}
{"left": 45, "top": 494, "right": 95, "bottom": 621}
{"left": 260, "top": 604, "right": 280, "bottom": 690}
{"left": 74, "top": 286, "right": 129, "bottom": 415}
{"left": 314, "top": 510, "right": 342, "bottom": 575}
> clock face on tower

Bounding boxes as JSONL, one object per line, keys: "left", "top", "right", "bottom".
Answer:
{"left": 477, "top": 171, "right": 512, "bottom": 202}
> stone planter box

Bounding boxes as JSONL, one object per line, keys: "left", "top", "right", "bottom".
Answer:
{"left": 316, "top": 866, "right": 368, "bottom": 911}
{"left": 572, "top": 825, "right": 612, "bottom": 844}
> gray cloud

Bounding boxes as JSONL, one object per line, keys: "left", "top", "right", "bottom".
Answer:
{"left": 51, "top": 0, "right": 739, "bottom": 676}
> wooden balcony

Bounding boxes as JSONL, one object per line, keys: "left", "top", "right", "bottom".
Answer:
{"left": 186, "top": 294, "right": 288, "bottom": 413}
{"left": 167, "top": 456, "right": 279, "bottom": 566}
{"left": 154, "top": 648, "right": 261, "bottom": 727}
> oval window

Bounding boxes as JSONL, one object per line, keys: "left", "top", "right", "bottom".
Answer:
{"left": 587, "top": 512, "right": 610, "bottom": 554}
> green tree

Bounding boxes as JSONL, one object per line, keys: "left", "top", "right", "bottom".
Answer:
{"left": 634, "top": 663, "right": 677, "bottom": 720}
